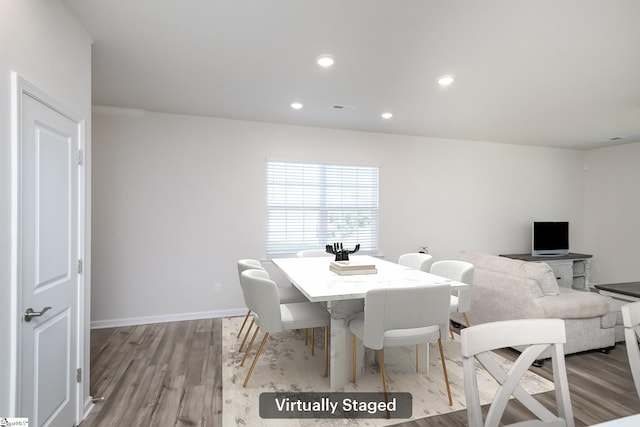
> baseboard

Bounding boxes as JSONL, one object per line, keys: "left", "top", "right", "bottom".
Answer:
{"left": 82, "top": 397, "right": 95, "bottom": 423}
{"left": 90, "top": 308, "right": 247, "bottom": 329}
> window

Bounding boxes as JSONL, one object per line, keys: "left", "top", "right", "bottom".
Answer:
{"left": 266, "top": 161, "right": 379, "bottom": 257}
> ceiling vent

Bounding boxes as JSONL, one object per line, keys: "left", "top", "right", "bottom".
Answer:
{"left": 332, "top": 104, "right": 355, "bottom": 111}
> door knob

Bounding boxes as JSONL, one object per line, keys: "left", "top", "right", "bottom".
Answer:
{"left": 24, "top": 306, "right": 52, "bottom": 322}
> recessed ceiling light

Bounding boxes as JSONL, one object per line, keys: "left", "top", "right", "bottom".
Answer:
{"left": 291, "top": 102, "right": 303, "bottom": 110}
{"left": 316, "top": 55, "right": 335, "bottom": 68}
{"left": 437, "top": 74, "right": 455, "bottom": 86}
{"left": 381, "top": 112, "right": 393, "bottom": 119}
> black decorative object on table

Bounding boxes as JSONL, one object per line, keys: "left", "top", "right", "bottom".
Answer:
{"left": 325, "top": 242, "right": 360, "bottom": 261}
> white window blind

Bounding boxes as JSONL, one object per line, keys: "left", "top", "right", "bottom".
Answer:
{"left": 266, "top": 161, "right": 379, "bottom": 257}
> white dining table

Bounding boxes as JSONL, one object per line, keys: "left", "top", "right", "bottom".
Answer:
{"left": 272, "top": 255, "right": 468, "bottom": 389}
{"left": 590, "top": 414, "right": 640, "bottom": 426}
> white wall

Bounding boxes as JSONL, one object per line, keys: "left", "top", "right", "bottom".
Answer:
{"left": 584, "top": 142, "right": 640, "bottom": 284}
{"left": 91, "top": 109, "right": 587, "bottom": 326}
{"left": 0, "top": 0, "right": 92, "bottom": 416}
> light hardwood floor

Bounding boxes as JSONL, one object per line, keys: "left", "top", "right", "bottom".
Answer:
{"left": 81, "top": 319, "right": 640, "bottom": 426}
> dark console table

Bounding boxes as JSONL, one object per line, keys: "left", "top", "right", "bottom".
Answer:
{"left": 594, "top": 282, "right": 640, "bottom": 300}
{"left": 594, "top": 283, "right": 640, "bottom": 318}
{"left": 500, "top": 253, "right": 593, "bottom": 289}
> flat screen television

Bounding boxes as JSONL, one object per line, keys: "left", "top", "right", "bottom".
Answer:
{"left": 531, "top": 221, "right": 569, "bottom": 256}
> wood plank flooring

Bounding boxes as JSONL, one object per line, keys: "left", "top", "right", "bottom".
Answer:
{"left": 80, "top": 319, "right": 640, "bottom": 426}
{"left": 81, "top": 319, "right": 222, "bottom": 427}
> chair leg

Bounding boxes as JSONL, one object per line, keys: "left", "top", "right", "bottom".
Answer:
{"left": 311, "top": 328, "right": 315, "bottom": 356}
{"left": 324, "top": 325, "right": 329, "bottom": 377}
{"left": 378, "top": 349, "right": 391, "bottom": 419}
{"left": 416, "top": 344, "right": 419, "bottom": 373}
{"left": 437, "top": 338, "right": 453, "bottom": 406}
{"left": 352, "top": 333, "right": 357, "bottom": 383}
{"left": 449, "top": 325, "right": 455, "bottom": 340}
{"left": 237, "top": 310, "right": 251, "bottom": 338}
{"left": 238, "top": 318, "right": 254, "bottom": 353}
{"left": 305, "top": 328, "right": 309, "bottom": 346}
{"left": 243, "top": 332, "right": 269, "bottom": 387}
{"left": 241, "top": 326, "right": 260, "bottom": 367}
{"left": 378, "top": 349, "right": 389, "bottom": 396}
{"left": 462, "top": 312, "right": 471, "bottom": 327}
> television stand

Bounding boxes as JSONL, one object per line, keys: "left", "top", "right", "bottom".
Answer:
{"left": 500, "top": 253, "right": 593, "bottom": 290}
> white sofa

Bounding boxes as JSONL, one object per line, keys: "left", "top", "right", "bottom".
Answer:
{"left": 452, "top": 252, "right": 616, "bottom": 357}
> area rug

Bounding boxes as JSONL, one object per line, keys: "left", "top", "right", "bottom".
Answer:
{"left": 222, "top": 317, "right": 554, "bottom": 426}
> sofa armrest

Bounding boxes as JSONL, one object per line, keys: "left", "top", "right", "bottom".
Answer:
{"left": 533, "top": 288, "right": 610, "bottom": 319}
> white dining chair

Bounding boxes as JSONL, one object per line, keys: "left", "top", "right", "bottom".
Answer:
{"left": 236, "top": 259, "right": 306, "bottom": 351}
{"left": 349, "top": 283, "right": 453, "bottom": 407}
{"left": 398, "top": 252, "right": 434, "bottom": 272}
{"left": 239, "top": 269, "right": 330, "bottom": 387}
{"left": 461, "top": 318, "right": 574, "bottom": 427}
{"left": 430, "top": 260, "right": 474, "bottom": 338}
{"left": 621, "top": 301, "right": 640, "bottom": 399}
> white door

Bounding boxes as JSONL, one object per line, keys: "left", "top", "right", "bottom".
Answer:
{"left": 18, "top": 89, "right": 81, "bottom": 426}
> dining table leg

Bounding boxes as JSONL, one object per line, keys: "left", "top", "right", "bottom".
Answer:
{"left": 326, "top": 299, "right": 364, "bottom": 390}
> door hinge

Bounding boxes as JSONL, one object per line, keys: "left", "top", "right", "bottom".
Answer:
{"left": 76, "top": 368, "right": 82, "bottom": 383}
{"left": 77, "top": 259, "right": 83, "bottom": 274}
{"left": 77, "top": 149, "right": 84, "bottom": 165}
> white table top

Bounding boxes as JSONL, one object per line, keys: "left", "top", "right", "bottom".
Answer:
{"left": 272, "top": 255, "right": 466, "bottom": 302}
{"left": 590, "top": 414, "right": 640, "bottom": 426}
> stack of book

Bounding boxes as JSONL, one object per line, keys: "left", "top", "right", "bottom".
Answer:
{"left": 329, "top": 260, "right": 377, "bottom": 275}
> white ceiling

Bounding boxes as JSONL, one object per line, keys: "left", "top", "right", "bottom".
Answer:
{"left": 64, "top": 0, "right": 640, "bottom": 150}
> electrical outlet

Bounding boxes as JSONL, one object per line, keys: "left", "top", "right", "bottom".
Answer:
{"left": 214, "top": 282, "right": 222, "bottom": 293}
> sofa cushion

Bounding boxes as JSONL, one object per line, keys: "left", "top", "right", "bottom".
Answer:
{"left": 460, "top": 251, "right": 560, "bottom": 296}
{"left": 468, "top": 269, "right": 544, "bottom": 321}
{"left": 533, "top": 288, "right": 610, "bottom": 319}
